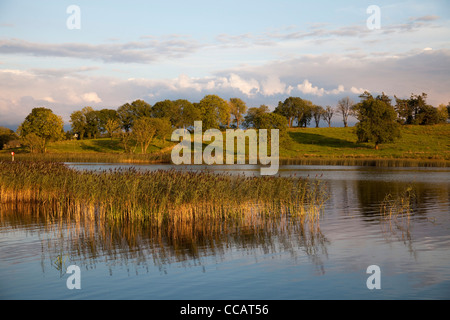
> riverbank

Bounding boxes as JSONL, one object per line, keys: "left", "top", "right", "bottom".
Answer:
{"left": 1, "top": 124, "right": 449, "bottom": 167}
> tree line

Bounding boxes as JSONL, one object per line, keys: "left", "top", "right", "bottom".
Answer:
{"left": 3, "top": 93, "right": 449, "bottom": 153}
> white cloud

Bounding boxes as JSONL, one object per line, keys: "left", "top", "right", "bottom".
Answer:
{"left": 297, "top": 80, "right": 346, "bottom": 96}
{"left": 350, "top": 87, "right": 369, "bottom": 95}
{"left": 228, "top": 73, "right": 260, "bottom": 96}
{"left": 82, "top": 92, "right": 102, "bottom": 103}
{"left": 1, "top": 49, "right": 449, "bottom": 128}
{"left": 261, "top": 76, "right": 293, "bottom": 96}
{"left": 297, "top": 80, "right": 325, "bottom": 96}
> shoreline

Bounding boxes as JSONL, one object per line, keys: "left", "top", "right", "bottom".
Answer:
{"left": 1, "top": 152, "right": 449, "bottom": 168}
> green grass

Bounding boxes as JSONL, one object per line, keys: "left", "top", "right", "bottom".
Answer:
{"left": 280, "top": 124, "right": 450, "bottom": 166}
{"left": 1, "top": 124, "right": 449, "bottom": 166}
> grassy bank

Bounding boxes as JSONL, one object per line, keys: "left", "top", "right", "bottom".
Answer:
{"left": 1, "top": 124, "right": 449, "bottom": 166}
{"left": 0, "top": 161, "right": 328, "bottom": 224}
{"left": 280, "top": 124, "right": 450, "bottom": 167}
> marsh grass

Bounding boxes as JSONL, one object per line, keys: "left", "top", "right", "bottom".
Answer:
{"left": 380, "top": 185, "right": 417, "bottom": 240}
{"left": 0, "top": 161, "right": 329, "bottom": 226}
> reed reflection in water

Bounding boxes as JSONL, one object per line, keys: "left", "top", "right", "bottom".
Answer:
{"left": 0, "top": 201, "right": 330, "bottom": 276}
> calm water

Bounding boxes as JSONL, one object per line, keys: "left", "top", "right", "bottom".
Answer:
{"left": 1, "top": 164, "right": 449, "bottom": 300}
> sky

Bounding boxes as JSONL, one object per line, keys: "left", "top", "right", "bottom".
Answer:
{"left": 0, "top": 0, "right": 449, "bottom": 129}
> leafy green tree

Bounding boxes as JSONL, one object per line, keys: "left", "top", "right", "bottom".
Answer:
{"left": 438, "top": 104, "right": 449, "bottom": 122}
{"left": 153, "top": 118, "right": 172, "bottom": 143}
{"left": 395, "top": 93, "right": 446, "bottom": 125}
{"left": 258, "top": 113, "right": 288, "bottom": 130}
{"left": 17, "top": 107, "right": 64, "bottom": 153}
{"left": 70, "top": 106, "right": 102, "bottom": 139}
{"left": 152, "top": 100, "right": 181, "bottom": 127}
{"left": 295, "top": 99, "right": 314, "bottom": 128}
{"left": 104, "top": 119, "right": 121, "bottom": 139}
{"left": 243, "top": 105, "right": 270, "bottom": 129}
{"left": 0, "top": 127, "right": 18, "bottom": 150}
{"left": 274, "top": 97, "right": 313, "bottom": 128}
{"left": 416, "top": 105, "right": 443, "bottom": 125}
{"left": 70, "top": 110, "right": 87, "bottom": 139}
{"left": 198, "top": 95, "right": 230, "bottom": 130}
{"left": 229, "top": 98, "right": 248, "bottom": 128}
{"left": 84, "top": 107, "right": 100, "bottom": 139}
{"left": 353, "top": 91, "right": 401, "bottom": 150}
{"left": 176, "top": 99, "right": 201, "bottom": 129}
{"left": 132, "top": 117, "right": 157, "bottom": 154}
{"left": 117, "top": 100, "right": 152, "bottom": 132}
{"left": 274, "top": 97, "right": 299, "bottom": 128}
{"left": 312, "top": 105, "right": 325, "bottom": 128}
{"left": 97, "top": 109, "right": 119, "bottom": 134}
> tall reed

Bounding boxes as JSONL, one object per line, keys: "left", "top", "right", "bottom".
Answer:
{"left": 0, "top": 161, "right": 329, "bottom": 225}
{"left": 379, "top": 185, "right": 416, "bottom": 240}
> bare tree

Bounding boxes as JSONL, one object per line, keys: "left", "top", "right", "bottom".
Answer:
{"left": 322, "top": 106, "right": 334, "bottom": 127}
{"left": 336, "top": 97, "right": 355, "bottom": 127}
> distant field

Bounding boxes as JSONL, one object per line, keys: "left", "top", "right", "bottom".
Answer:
{"left": 281, "top": 124, "right": 450, "bottom": 162}
{"left": 1, "top": 124, "right": 449, "bottom": 166}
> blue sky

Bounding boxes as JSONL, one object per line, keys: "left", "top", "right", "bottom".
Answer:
{"left": 0, "top": 0, "right": 449, "bottom": 128}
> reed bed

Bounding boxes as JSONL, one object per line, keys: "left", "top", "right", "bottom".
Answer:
{"left": 0, "top": 151, "right": 172, "bottom": 164}
{"left": 0, "top": 161, "right": 329, "bottom": 225}
{"left": 280, "top": 157, "right": 450, "bottom": 167}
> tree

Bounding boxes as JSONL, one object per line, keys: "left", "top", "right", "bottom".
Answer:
{"left": 353, "top": 91, "right": 400, "bottom": 150}
{"left": 69, "top": 107, "right": 102, "bottom": 139}
{"left": 17, "top": 107, "right": 64, "bottom": 153}
{"left": 322, "top": 106, "right": 334, "bottom": 127}
{"left": 258, "top": 113, "right": 288, "bottom": 130}
{"left": 312, "top": 105, "right": 325, "bottom": 128}
{"left": 229, "top": 98, "right": 248, "bottom": 128}
{"left": 97, "top": 109, "right": 119, "bottom": 134}
{"left": 70, "top": 110, "right": 87, "bottom": 139}
{"left": 104, "top": 119, "right": 121, "bottom": 139}
{"left": 84, "top": 107, "right": 100, "bottom": 139}
{"left": 132, "top": 117, "right": 157, "bottom": 154}
{"left": 336, "top": 96, "right": 355, "bottom": 128}
{"left": 198, "top": 95, "right": 230, "bottom": 130}
{"left": 176, "top": 99, "right": 201, "bottom": 129}
{"left": 20, "top": 133, "right": 45, "bottom": 153}
{"left": 274, "top": 97, "right": 313, "bottom": 128}
{"left": 416, "top": 105, "right": 444, "bottom": 125}
{"left": 0, "top": 127, "right": 18, "bottom": 150}
{"left": 117, "top": 99, "right": 152, "bottom": 132}
{"left": 274, "top": 97, "right": 299, "bottom": 128}
{"left": 153, "top": 118, "right": 172, "bottom": 144}
{"left": 437, "top": 104, "right": 449, "bottom": 122}
{"left": 395, "top": 93, "right": 446, "bottom": 125}
{"left": 295, "top": 99, "right": 313, "bottom": 128}
{"left": 243, "top": 105, "right": 269, "bottom": 129}
{"left": 152, "top": 100, "right": 181, "bottom": 127}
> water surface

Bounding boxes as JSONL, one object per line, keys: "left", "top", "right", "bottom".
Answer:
{"left": 1, "top": 164, "right": 449, "bottom": 300}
